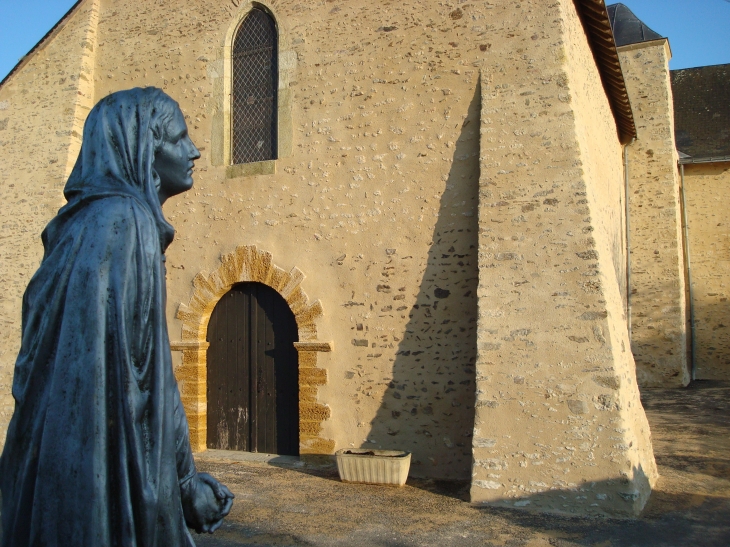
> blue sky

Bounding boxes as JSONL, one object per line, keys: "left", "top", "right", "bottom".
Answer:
{"left": 621, "top": 0, "right": 730, "bottom": 69}
{"left": 0, "top": 0, "right": 729, "bottom": 82}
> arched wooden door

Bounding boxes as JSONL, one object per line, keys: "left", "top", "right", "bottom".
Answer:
{"left": 206, "top": 282, "right": 299, "bottom": 455}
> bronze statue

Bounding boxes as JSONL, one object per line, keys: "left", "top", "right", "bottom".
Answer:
{"left": 0, "top": 88, "right": 233, "bottom": 546}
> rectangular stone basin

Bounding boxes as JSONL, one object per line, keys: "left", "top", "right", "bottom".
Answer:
{"left": 335, "top": 448, "right": 411, "bottom": 486}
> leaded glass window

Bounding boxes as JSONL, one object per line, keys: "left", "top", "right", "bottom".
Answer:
{"left": 232, "top": 8, "right": 278, "bottom": 164}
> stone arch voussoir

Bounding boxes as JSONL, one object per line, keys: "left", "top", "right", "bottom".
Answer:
{"left": 176, "top": 244, "right": 323, "bottom": 343}
{"left": 172, "top": 245, "right": 334, "bottom": 456}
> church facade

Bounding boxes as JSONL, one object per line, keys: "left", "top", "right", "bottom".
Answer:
{"left": 0, "top": 0, "right": 726, "bottom": 516}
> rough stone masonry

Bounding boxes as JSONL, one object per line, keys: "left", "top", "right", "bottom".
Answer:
{"left": 0, "top": 0, "right": 657, "bottom": 517}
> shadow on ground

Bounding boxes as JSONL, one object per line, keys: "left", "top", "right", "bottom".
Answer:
{"left": 194, "top": 382, "right": 730, "bottom": 546}
{"left": 482, "top": 380, "right": 730, "bottom": 545}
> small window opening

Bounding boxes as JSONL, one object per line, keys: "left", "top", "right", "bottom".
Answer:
{"left": 231, "top": 7, "right": 278, "bottom": 164}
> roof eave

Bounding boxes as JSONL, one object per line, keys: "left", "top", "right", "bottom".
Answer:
{"left": 678, "top": 155, "right": 730, "bottom": 165}
{"left": 575, "top": 0, "right": 637, "bottom": 144}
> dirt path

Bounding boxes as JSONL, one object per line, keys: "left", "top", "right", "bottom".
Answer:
{"left": 194, "top": 381, "right": 730, "bottom": 547}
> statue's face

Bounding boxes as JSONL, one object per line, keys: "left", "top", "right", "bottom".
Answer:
{"left": 154, "top": 108, "right": 201, "bottom": 204}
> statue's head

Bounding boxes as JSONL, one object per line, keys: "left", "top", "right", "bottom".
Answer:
{"left": 64, "top": 87, "right": 199, "bottom": 248}
{"left": 66, "top": 87, "right": 199, "bottom": 200}
{"left": 151, "top": 96, "right": 201, "bottom": 204}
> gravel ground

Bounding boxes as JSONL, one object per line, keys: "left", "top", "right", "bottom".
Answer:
{"left": 193, "top": 381, "right": 730, "bottom": 547}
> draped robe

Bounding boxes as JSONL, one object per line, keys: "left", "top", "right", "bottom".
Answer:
{"left": 0, "top": 89, "right": 198, "bottom": 547}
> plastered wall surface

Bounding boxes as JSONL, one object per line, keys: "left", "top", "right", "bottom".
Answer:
{"left": 471, "top": 0, "right": 655, "bottom": 516}
{"left": 0, "top": 0, "right": 99, "bottom": 445}
{"left": 618, "top": 40, "right": 689, "bottom": 387}
{"left": 683, "top": 162, "right": 730, "bottom": 380}
{"left": 0, "top": 0, "right": 657, "bottom": 513}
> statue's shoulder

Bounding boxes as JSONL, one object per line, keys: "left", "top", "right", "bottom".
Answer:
{"left": 80, "top": 192, "right": 157, "bottom": 227}
{"left": 54, "top": 193, "right": 160, "bottom": 257}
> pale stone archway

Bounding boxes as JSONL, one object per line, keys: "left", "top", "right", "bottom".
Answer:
{"left": 170, "top": 245, "right": 334, "bottom": 455}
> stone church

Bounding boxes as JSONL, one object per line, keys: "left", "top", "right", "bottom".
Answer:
{"left": 0, "top": 0, "right": 728, "bottom": 516}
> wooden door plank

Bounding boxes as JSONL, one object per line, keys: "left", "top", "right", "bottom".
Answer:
{"left": 221, "top": 290, "right": 231, "bottom": 450}
{"left": 207, "top": 288, "right": 234, "bottom": 450}
{"left": 263, "top": 284, "right": 277, "bottom": 454}
{"left": 224, "top": 289, "right": 238, "bottom": 451}
{"left": 253, "top": 284, "right": 267, "bottom": 452}
{"left": 232, "top": 287, "right": 247, "bottom": 451}
{"left": 239, "top": 286, "right": 250, "bottom": 451}
{"left": 207, "top": 282, "right": 299, "bottom": 456}
{"left": 206, "top": 295, "right": 220, "bottom": 449}
{"left": 248, "top": 288, "right": 256, "bottom": 451}
{"left": 274, "top": 293, "right": 299, "bottom": 456}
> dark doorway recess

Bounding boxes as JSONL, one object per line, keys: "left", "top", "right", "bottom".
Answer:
{"left": 206, "top": 282, "right": 299, "bottom": 455}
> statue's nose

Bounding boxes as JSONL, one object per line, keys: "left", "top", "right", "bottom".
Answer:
{"left": 190, "top": 141, "right": 201, "bottom": 160}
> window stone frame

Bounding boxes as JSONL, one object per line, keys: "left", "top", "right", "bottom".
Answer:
{"left": 210, "top": 1, "right": 295, "bottom": 177}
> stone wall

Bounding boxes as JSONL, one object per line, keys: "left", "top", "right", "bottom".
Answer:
{"left": 90, "top": 0, "right": 488, "bottom": 479}
{"left": 0, "top": 0, "right": 658, "bottom": 511}
{"left": 618, "top": 40, "right": 689, "bottom": 387}
{"left": 471, "top": 0, "right": 656, "bottom": 516}
{"left": 683, "top": 161, "right": 730, "bottom": 380}
{"left": 0, "top": 0, "right": 99, "bottom": 445}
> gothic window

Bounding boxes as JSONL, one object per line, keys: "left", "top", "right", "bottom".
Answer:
{"left": 232, "top": 7, "right": 278, "bottom": 164}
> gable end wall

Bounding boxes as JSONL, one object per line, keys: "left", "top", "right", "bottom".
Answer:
{"left": 0, "top": 0, "right": 99, "bottom": 444}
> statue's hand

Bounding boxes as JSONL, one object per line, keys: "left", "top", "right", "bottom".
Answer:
{"left": 180, "top": 472, "right": 235, "bottom": 533}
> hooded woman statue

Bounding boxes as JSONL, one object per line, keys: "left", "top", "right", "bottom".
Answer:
{"left": 0, "top": 88, "right": 233, "bottom": 546}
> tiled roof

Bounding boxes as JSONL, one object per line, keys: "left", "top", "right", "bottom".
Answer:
{"left": 671, "top": 64, "right": 730, "bottom": 159}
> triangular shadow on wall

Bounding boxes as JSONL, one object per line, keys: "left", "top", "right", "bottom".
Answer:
{"left": 362, "top": 82, "right": 482, "bottom": 483}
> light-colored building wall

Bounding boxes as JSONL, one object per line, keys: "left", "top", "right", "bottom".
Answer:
{"left": 471, "top": 0, "right": 655, "bottom": 516}
{"left": 0, "top": 0, "right": 100, "bottom": 444}
{"left": 683, "top": 161, "right": 730, "bottom": 380}
{"left": 91, "top": 0, "right": 490, "bottom": 479}
{"left": 618, "top": 40, "right": 689, "bottom": 387}
{"left": 0, "top": 0, "right": 658, "bottom": 515}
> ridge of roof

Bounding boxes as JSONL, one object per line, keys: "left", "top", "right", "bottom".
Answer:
{"left": 0, "top": 0, "right": 85, "bottom": 89}
{"left": 576, "top": 0, "right": 637, "bottom": 143}
{"left": 672, "top": 62, "right": 730, "bottom": 73}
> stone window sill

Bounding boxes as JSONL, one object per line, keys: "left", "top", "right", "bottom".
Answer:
{"left": 226, "top": 160, "right": 276, "bottom": 178}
